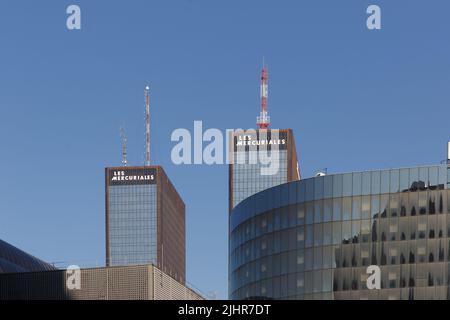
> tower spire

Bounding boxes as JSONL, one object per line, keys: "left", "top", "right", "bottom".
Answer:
{"left": 145, "top": 85, "right": 151, "bottom": 166}
{"left": 120, "top": 127, "right": 128, "bottom": 166}
{"left": 256, "top": 62, "right": 270, "bottom": 129}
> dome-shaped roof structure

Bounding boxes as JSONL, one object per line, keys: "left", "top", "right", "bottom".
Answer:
{"left": 0, "top": 239, "right": 56, "bottom": 274}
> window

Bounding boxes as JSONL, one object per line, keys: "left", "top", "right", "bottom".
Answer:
{"left": 400, "top": 168, "right": 409, "bottom": 192}
{"left": 324, "top": 199, "right": 332, "bottom": 222}
{"left": 352, "top": 197, "right": 361, "bottom": 220}
{"left": 362, "top": 196, "right": 370, "bottom": 219}
{"left": 306, "top": 203, "right": 314, "bottom": 224}
{"left": 390, "top": 194, "right": 398, "bottom": 217}
{"left": 343, "top": 198, "right": 352, "bottom": 221}
{"left": 333, "top": 198, "right": 342, "bottom": 221}
{"left": 343, "top": 174, "right": 353, "bottom": 197}
{"left": 333, "top": 222, "right": 342, "bottom": 245}
{"left": 381, "top": 170, "right": 390, "bottom": 194}
{"left": 362, "top": 172, "right": 371, "bottom": 195}
{"left": 353, "top": 173, "right": 362, "bottom": 196}
{"left": 419, "top": 192, "right": 427, "bottom": 215}
{"left": 323, "top": 223, "right": 332, "bottom": 246}
{"left": 306, "top": 225, "right": 313, "bottom": 248}
{"left": 371, "top": 171, "right": 381, "bottom": 194}
{"left": 314, "top": 224, "right": 323, "bottom": 247}
{"left": 333, "top": 175, "right": 343, "bottom": 197}
{"left": 314, "top": 201, "right": 323, "bottom": 223}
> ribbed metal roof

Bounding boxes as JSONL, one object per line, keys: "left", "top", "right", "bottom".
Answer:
{"left": 0, "top": 239, "right": 56, "bottom": 274}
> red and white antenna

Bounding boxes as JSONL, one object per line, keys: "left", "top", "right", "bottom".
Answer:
{"left": 256, "top": 62, "right": 270, "bottom": 129}
{"left": 145, "top": 85, "right": 151, "bottom": 166}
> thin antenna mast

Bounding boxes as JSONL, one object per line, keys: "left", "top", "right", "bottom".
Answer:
{"left": 120, "top": 127, "right": 128, "bottom": 166}
{"left": 145, "top": 85, "right": 151, "bottom": 166}
{"left": 256, "top": 61, "right": 270, "bottom": 129}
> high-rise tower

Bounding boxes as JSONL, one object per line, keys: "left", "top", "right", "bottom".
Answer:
{"left": 229, "top": 65, "right": 301, "bottom": 211}
{"left": 105, "top": 86, "right": 186, "bottom": 284}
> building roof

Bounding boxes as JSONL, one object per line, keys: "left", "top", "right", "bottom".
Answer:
{"left": 0, "top": 239, "right": 56, "bottom": 274}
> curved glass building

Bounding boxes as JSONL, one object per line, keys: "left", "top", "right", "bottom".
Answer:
{"left": 229, "top": 165, "right": 450, "bottom": 299}
{"left": 0, "top": 239, "right": 56, "bottom": 274}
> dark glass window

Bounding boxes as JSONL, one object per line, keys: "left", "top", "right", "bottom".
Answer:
{"left": 390, "top": 170, "right": 400, "bottom": 193}
{"left": 333, "top": 198, "right": 342, "bottom": 221}
{"left": 419, "top": 192, "right": 427, "bottom": 215}
{"left": 410, "top": 167, "right": 419, "bottom": 191}
{"left": 438, "top": 166, "right": 446, "bottom": 189}
{"left": 381, "top": 170, "right": 390, "bottom": 194}
{"left": 352, "top": 173, "right": 362, "bottom": 196}
{"left": 409, "top": 217, "right": 417, "bottom": 240}
{"left": 343, "top": 198, "right": 351, "bottom": 221}
{"left": 314, "top": 201, "right": 322, "bottom": 223}
{"left": 371, "top": 195, "right": 380, "bottom": 219}
{"left": 306, "top": 203, "right": 314, "bottom": 224}
{"left": 352, "top": 220, "right": 361, "bottom": 244}
{"left": 418, "top": 216, "right": 427, "bottom": 239}
{"left": 343, "top": 174, "right": 352, "bottom": 197}
{"left": 314, "top": 177, "right": 324, "bottom": 200}
{"left": 333, "top": 175, "right": 343, "bottom": 198}
{"left": 400, "top": 194, "right": 407, "bottom": 217}
{"left": 342, "top": 222, "right": 352, "bottom": 244}
{"left": 306, "top": 225, "right": 313, "bottom": 248}
{"left": 429, "top": 167, "right": 438, "bottom": 190}
{"left": 362, "top": 172, "right": 371, "bottom": 195}
{"left": 390, "top": 194, "right": 398, "bottom": 217}
{"left": 371, "top": 171, "right": 381, "bottom": 194}
{"left": 409, "top": 192, "right": 418, "bottom": 216}
{"left": 389, "top": 218, "right": 398, "bottom": 241}
{"left": 352, "top": 197, "right": 361, "bottom": 220}
{"left": 428, "top": 192, "right": 436, "bottom": 215}
{"left": 380, "top": 243, "right": 387, "bottom": 265}
{"left": 313, "top": 224, "right": 322, "bottom": 247}
{"left": 361, "top": 219, "right": 371, "bottom": 243}
{"left": 400, "top": 169, "right": 409, "bottom": 192}
{"left": 324, "top": 175, "right": 333, "bottom": 198}
{"left": 324, "top": 199, "right": 332, "bottom": 222}
{"left": 332, "top": 222, "right": 342, "bottom": 245}
{"left": 305, "top": 179, "right": 314, "bottom": 201}
{"left": 380, "top": 195, "right": 389, "bottom": 218}
{"left": 399, "top": 218, "right": 408, "bottom": 241}
{"left": 419, "top": 167, "right": 428, "bottom": 191}
{"left": 323, "top": 223, "right": 332, "bottom": 246}
{"left": 362, "top": 196, "right": 370, "bottom": 219}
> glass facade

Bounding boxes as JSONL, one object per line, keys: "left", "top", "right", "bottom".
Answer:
{"left": 108, "top": 184, "right": 157, "bottom": 266}
{"left": 232, "top": 150, "right": 288, "bottom": 208}
{"left": 230, "top": 129, "right": 299, "bottom": 210}
{"left": 105, "top": 166, "right": 186, "bottom": 284}
{"left": 229, "top": 165, "right": 450, "bottom": 300}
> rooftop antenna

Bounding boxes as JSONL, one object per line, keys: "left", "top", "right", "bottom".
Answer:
{"left": 120, "top": 127, "right": 128, "bottom": 166}
{"left": 144, "top": 85, "right": 151, "bottom": 166}
{"left": 256, "top": 59, "right": 270, "bottom": 129}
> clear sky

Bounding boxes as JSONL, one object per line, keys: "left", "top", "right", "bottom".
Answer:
{"left": 0, "top": 0, "right": 450, "bottom": 299}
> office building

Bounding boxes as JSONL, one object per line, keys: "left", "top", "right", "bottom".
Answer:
{"left": 105, "top": 166, "right": 185, "bottom": 284}
{"left": 230, "top": 164, "right": 450, "bottom": 300}
{"left": 229, "top": 129, "right": 300, "bottom": 211}
{"left": 229, "top": 65, "right": 300, "bottom": 211}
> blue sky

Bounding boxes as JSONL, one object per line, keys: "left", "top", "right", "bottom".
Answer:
{"left": 1, "top": 0, "right": 450, "bottom": 299}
